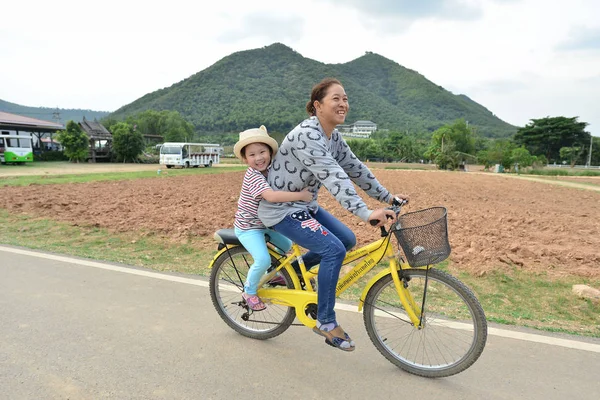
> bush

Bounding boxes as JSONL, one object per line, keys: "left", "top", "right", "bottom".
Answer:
{"left": 34, "top": 151, "right": 68, "bottom": 161}
{"left": 527, "top": 169, "right": 600, "bottom": 176}
{"left": 137, "top": 154, "right": 159, "bottom": 164}
{"left": 578, "top": 170, "right": 600, "bottom": 176}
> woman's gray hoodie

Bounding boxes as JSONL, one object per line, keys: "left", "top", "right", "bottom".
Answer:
{"left": 258, "top": 116, "right": 392, "bottom": 227}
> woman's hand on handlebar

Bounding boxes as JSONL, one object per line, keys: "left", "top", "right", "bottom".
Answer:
{"left": 368, "top": 208, "right": 396, "bottom": 227}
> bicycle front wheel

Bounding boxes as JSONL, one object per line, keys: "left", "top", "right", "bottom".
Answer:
{"left": 209, "top": 246, "right": 296, "bottom": 340}
{"left": 363, "top": 268, "right": 487, "bottom": 378}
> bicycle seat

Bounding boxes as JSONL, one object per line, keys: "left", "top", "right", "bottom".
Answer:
{"left": 213, "top": 229, "right": 241, "bottom": 246}
{"left": 213, "top": 229, "right": 275, "bottom": 249}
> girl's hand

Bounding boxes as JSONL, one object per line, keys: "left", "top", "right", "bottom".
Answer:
{"left": 299, "top": 188, "right": 313, "bottom": 202}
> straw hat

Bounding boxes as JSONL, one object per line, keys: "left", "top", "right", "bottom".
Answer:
{"left": 233, "top": 125, "right": 278, "bottom": 160}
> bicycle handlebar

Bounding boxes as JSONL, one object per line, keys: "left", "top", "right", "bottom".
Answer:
{"left": 368, "top": 197, "right": 408, "bottom": 227}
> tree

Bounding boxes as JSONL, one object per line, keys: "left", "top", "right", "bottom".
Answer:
{"left": 559, "top": 146, "right": 583, "bottom": 167}
{"left": 55, "top": 120, "right": 88, "bottom": 162}
{"left": 513, "top": 116, "right": 590, "bottom": 163}
{"left": 111, "top": 122, "right": 145, "bottom": 162}
{"left": 590, "top": 137, "right": 600, "bottom": 166}
{"left": 122, "top": 110, "right": 195, "bottom": 142}
{"left": 426, "top": 119, "right": 476, "bottom": 169}
{"left": 346, "top": 139, "right": 384, "bottom": 161}
{"left": 476, "top": 139, "right": 515, "bottom": 170}
{"left": 510, "top": 147, "right": 534, "bottom": 173}
{"left": 163, "top": 111, "right": 194, "bottom": 142}
{"left": 379, "top": 131, "right": 427, "bottom": 162}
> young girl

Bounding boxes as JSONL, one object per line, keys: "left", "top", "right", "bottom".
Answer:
{"left": 233, "top": 125, "right": 312, "bottom": 311}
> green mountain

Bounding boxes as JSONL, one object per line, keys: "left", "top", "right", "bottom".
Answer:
{"left": 110, "top": 43, "right": 517, "bottom": 138}
{"left": 0, "top": 99, "right": 110, "bottom": 125}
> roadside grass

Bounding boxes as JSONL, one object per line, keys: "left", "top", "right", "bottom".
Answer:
{"left": 528, "top": 168, "right": 600, "bottom": 177}
{"left": 2, "top": 209, "right": 599, "bottom": 337}
{"left": 527, "top": 178, "right": 600, "bottom": 188}
{"left": 0, "top": 211, "right": 216, "bottom": 276}
{"left": 453, "top": 268, "right": 600, "bottom": 337}
{"left": 0, "top": 166, "right": 246, "bottom": 187}
{"left": 220, "top": 157, "right": 242, "bottom": 164}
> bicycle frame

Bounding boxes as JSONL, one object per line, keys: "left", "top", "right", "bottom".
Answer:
{"left": 247, "top": 232, "right": 426, "bottom": 328}
{"left": 209, "top": 203, "right": 488, "bottom": 378}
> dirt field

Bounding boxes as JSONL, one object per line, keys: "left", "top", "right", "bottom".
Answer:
{"left": 1, "top": 166, "right": 599, "bottom": 278}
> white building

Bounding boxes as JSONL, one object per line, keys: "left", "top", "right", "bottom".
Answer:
{"left": 337, "top": 120, "right": 377, "bottom": 138}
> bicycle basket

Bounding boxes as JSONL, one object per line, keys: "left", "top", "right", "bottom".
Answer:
{"left": 392, "top": 207, "right": 451, "bottom": 267}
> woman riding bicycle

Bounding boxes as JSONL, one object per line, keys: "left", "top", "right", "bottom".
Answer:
{"left": 258, "top": 78, "right": 408, "bottom": 352}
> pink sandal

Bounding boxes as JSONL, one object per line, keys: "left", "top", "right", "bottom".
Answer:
{"left": 242, "top": 292, "right": 267, "bottom": 311}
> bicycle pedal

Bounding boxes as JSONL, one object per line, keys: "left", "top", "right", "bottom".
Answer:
{"left": 305, "top": 304, "right": 318, "bottom": 320}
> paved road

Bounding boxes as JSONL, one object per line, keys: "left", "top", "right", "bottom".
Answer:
{"left": 1, "top": 246, "right": 599, "bottom": 400}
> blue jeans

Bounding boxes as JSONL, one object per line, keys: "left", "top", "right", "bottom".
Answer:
{"left": 235, "top": 227, "right": 292, "bottom": 295}
{"left": 273, "top": 207, "right": 356, "bottom": 324}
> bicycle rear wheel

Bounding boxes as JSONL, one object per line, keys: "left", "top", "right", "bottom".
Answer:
{"left": 363, "top": 268, "right": 487, "bottom": 378}
{"left": 209, "top": 246, "right": 296, "bottom": 340}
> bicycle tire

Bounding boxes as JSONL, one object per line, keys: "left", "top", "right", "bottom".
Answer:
{"left": 363, "top": 268, "right": 487, "bottom": 378}
{"left": 209, "top": 246, "right": 296, "bottom": 340}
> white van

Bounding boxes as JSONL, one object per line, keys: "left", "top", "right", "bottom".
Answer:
{"left": 159, "top": 142, "right": 222, "bottom": 168}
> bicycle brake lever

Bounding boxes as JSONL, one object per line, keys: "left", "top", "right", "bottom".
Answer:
{"left": 392, "top": 197, "right": 409, "bottom": 207}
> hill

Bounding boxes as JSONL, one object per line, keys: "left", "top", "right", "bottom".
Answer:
{"left": 110, "top": 43, "right": 517, "bottom": 138}
{"left": 0, "top": 99, "right": 110, "bottom": 125}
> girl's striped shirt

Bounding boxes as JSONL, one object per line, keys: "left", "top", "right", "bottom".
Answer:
{"left": 234, "top": 167, "right": 271, "bottom": 230}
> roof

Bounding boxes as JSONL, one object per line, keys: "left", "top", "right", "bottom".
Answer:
{"left": 0, "top": 111, "right": 64, "bottom": 132}
{"left": 79, "top": 117, "right": 111, "bottom": 139}
{"left": 354, "top": 120, "right": 376, "bottom": 125}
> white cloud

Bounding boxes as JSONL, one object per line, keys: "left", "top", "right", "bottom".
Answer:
{"left": 218, "top": 13, "right": 305, "bottom": 43}
{"left": 558, "top": 26, "right": 600, "bottom": 51}
{"left": 1, "top": 0, "right": 599, "bottom": 136}
{"left": 322, "top": 0, "right": 483, "bottom": 21}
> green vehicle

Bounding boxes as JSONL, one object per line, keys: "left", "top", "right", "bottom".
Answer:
{"left": 0, "top": 134, "right": 34, "bottom": 164}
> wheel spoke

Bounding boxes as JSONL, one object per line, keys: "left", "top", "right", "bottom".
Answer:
{"left": 209, "top": 246, "right": 296, "bottom": 340}
{"left": 363, "top": 269, "right": 487, "bottom": 378}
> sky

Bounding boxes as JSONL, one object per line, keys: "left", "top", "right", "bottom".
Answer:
{"left": 1, "top": 0, "right": 599, "bottom": 137}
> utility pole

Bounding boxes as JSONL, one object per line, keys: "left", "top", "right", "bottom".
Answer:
{"left": 52, "top": 108, "right": 62, "bottom": 124}
{"left": 49, "top": 108, "right": 62, "bottom": 152}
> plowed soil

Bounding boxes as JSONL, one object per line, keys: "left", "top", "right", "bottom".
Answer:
{"left": 2, "top": 169, "right": 599, "bottom": 277}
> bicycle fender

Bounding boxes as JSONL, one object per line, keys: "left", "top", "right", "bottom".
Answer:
{"left": 358, "top": 267, "right": 400, "bottom": 312}
{"left": 208, "top": 245, "right": 241, "bottom": 269}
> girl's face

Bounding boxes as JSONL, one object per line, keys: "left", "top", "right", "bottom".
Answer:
{"left": 242, "top": 142, "right": 271, "bottom": 172}
{"left": 315, "top": 84, "right": 349, "bottom": 129}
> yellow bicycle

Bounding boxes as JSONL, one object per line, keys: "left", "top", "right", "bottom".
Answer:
{"left": 209, "top": 202, "right": 487, "bottom": 378}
